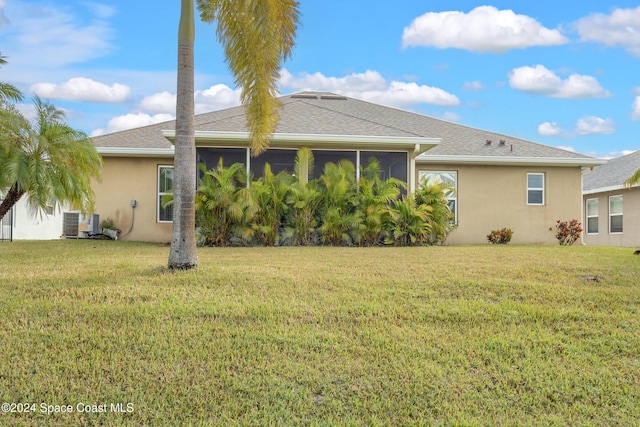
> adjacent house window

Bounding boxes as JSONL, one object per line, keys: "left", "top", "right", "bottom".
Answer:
{"left": 527, "top": 173, "right": 544, "bottom": 205}
{"left": 609, "top": 195, "right": 623, "bottom": 234}
{"left": 158, "top": 166, "right": 174, "bottom": 222}
{"left": 585, "top": 198, "right": 598, "bottom": 234}
{"left": 419, "top": 170, "right": 457, "bottom": 223}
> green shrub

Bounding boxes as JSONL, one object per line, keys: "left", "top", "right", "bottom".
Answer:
{"left": 487, "top": 228, "right": 513, "bottom": 244}
{"left": 194, "top": 149, "right": 454, "bottom": 247}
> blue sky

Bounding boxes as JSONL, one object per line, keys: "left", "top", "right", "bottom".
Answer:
{"left": 2, "top": 1, "right": 640, "bottom": 158}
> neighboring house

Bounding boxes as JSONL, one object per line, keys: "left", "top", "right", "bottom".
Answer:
{"left": 91, "top": 91, "right": 604, "bottom": 245}
{"left": 583, "top": 150, "right": 640, "bottom": 248}
{"left": 0, "top": 197, "right": 65, "bottom": 241}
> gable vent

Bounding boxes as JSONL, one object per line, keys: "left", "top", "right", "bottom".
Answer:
{"left": 320, "top": 95, "right": 347, "bottom": 101}
{"left": 291, "top": 94, "right": 319, "bottom": 99}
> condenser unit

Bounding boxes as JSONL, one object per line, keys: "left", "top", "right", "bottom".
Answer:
{"left": 63, "top": 212, "right": 99, "bottom": 238}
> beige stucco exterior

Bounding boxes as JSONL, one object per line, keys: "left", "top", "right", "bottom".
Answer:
{"left": 416, "top": 163, "right": 584, "bottom": 245}
{"left": 582, "top": 187, "right": 640, "bottom": 247}
{"left": 94, "top": 155, "right": 585, "bottom": 246}
{"left": 93, "top": 156, "right": 173, "bottom": 243}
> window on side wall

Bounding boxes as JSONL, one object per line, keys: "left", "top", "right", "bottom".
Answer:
{"left": 585, "top": 198, "right": 598, "bottom": 234}
{"left": 609, "top": 195, "right": 623, "bottom": 234}
{"left": 418, "top": 170, "right": 457, "bottom": 223}
{"left": 158, "top": 165, "right": 174, "bottom": 222}
{"left": 527, "top": 173, "right": 544, "bottom": 205}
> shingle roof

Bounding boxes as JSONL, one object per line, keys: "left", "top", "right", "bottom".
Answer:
{"left": 92, "top": 91, "right": 597, "bottom": 163}
{"left": 583, "top": 150, "right": 640, "bottom": 192}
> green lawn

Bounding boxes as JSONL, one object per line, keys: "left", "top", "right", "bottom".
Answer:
{"left": 0, "top": 241, "right": 638, "bottom": 426}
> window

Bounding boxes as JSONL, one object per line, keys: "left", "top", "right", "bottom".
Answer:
{"left": 609, "top": 195, "right": 623, "bottom": 234}
{"left": 527, "top": 173, "right": 544, "bottom": 205}
{"left": 585, "top": 198, "right": 598, "bottom": 234}
{"left": 158, "top": 166, "right": 173, "bottom": 222}
{"left": 419, "top": 170, "right": 457, "bottom": 223}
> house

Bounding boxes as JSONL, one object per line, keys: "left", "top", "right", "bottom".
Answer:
{"left": 582, "top": 150, "right": 640, "bottom": 247}
{"left": 91, "top": 91, "right": 604, "bottom": 245}
{"left": 0, "top": 198, "right": 68, "bottom": 241}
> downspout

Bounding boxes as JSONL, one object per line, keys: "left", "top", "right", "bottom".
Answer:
{"left": 580, "top": 167, "right": 586, "bottom": 245}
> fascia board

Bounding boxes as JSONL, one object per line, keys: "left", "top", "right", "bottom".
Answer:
{"left": 96, "top": 147, "right": 175, "bottom": 157}
{"left": 161, "top": 130, "right": 439, "bottom": 154}
{"left": 417, "top": 155, "right": 607, "bottom": 168}
{"left": 583, "top": 184, "right": 636, "bottom": 195}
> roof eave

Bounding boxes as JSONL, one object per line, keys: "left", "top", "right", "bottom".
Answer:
{"left": 96, "top": 147, "right": 175, "bottom": 157}
{"left": 417, "top": 155, "right": 606, "bottom": 168}
{"left": 161, "top": 130, "right": 440, "bottom": 155}
{"left": 583, "top": 184, "right": 637, "bottom": 195}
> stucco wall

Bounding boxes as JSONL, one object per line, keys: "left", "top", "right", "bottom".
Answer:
{"left": 8, "top": 198, "right": 66, "bottom": 240}
{"left": 93, "top": 156, "right": 173, "bottom": 243}
{"left": 417, "top": 163, "right": 584, "bottom": 245}
{"left": 582, "top": 188, "right": 640, "bottom": 247}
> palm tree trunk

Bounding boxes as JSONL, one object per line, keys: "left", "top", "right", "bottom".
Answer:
{"left": 0, "top": 185, "right": 24, "bottom": 221}
{"left": 168, "top": 0, "right": 198, "bottom": 269}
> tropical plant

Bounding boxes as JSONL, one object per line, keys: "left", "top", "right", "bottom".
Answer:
{"left": 624, "top": 169, "right": 640, "bottom": 188}
{"left": 487, "top": 228, "right": 513, "bottom": 244}
{"left": 415, "top": 176, "right": 455, "bottom": 244}
{"left": 250, "top": 164, "right": 292, "bottom": 246}
{"left": 192, "top": 161, "right": 255, "bottom": 246}
{"left": 0, "top": 97, "right": 102, "bottom": 221}
{"left": 0, "top": 53, "right": 23, "bottom": 104}
{"left": 352, "top": 157, "right": 403, "bottom": 246}
{"left": 386, "top": 196, "right": 432, "bottom": 246}
{"left": 285, "top": 148, "right": 322, "bottom": 245}
{"left": 168, "top": 0, "right": 300, "bottom": 269}
{"left": 317, "top": 160, "right": 360, "bottom": 245}
{"left": 555, "top": 219, "right": 583, "bottom": 246}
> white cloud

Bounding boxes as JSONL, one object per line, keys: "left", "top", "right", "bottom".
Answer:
{"left": 538, "top": 122, "right": 563, "bottom": 136}
{"left": 4, "top": 3, "right": 113, "bottom": 68}
{"left": 509, "top": 65, "right": 610, "bottom": 98}
{"left": 575, "top": 116, "right": 615, "bottom": 135}
{"left": 279, "top": 69, "right": 387, "bottom": 93}
{"left": 138, "top": 91, "right": 176, "bottom": 114}
{"left": 575, "top": 7, "right": 640, "bottom": 57}
{"left": 279, "top": 69, "right": 459, "bottom": 107}
{"left": 631, "top": 95, "right": 640, "bottom": 120}
{"left": 402, "top": 6, "right": 568, "bottom": 53}
{"left": 91, "top": 113, "right": 174, "bottom": 136}
{"left": 194, "top": 84, "right": 242, "bottom": 114}
{"left": 137, "top": 84, "right": 241, "bottom": 115}
{"left": 30, "top": 77, "right": 130, "bottom": 103}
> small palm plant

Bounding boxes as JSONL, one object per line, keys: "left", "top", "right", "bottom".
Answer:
{"left": 250, "top": 163, "right": 292, "bottom": 246}
{"left": 317, "top": 160, "right": 360, "bottom": 245}
{"left": 386, "top": 196, "right": 432, "bottom": 246}
{"left": 415, "top": 176, "right": 455, "bottom": 244}
{"left": 353, "top": 157, "right": 403, "bottom": 246}
{"left": 189, "top": 160, "right": 255, "bottom": 246}
{"left": 286, "top": 148, "right": 322, "bottom": 245}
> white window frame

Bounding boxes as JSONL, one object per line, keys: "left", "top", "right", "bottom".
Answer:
{"left": 609, "top": 195, "right": 623, "bottom": 234}
{"left": 585, "top": 198, "right": 599, "bottom": 235}
{"left": 158, "top": 165, "right": 174, "bottom": 223}
{"left": 418, "top": 170, "right": 458, "bottom": 223}
{"left": 527, "top": 172, "right": 545, "bottom": 205}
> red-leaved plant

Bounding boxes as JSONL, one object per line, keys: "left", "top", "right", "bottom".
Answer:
{"left": 555, "top": 219, "right": 583, "bottom": 246}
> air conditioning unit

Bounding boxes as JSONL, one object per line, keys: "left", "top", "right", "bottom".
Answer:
{"left": 63, "top": 212, "right": 99, "bottom": 238}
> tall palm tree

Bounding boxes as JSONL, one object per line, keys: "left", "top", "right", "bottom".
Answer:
{"left": 168, "top": 0, "right": 300, "bottom": 269}
{"left": 0, "top": 97, "right": 102, "bottom": 221}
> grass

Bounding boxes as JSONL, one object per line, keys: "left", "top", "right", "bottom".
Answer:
{"left": 0, "top": 241, "right": 638, "bottom": 426}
